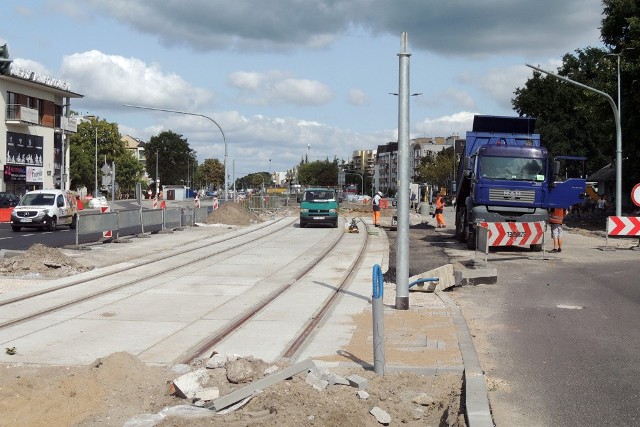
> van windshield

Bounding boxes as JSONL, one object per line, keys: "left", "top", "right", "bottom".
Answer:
{"left": 303, "top": 191, "right": 336, "bottom": 202}
{"left": 20, "top": 193, "right": 56, "bottom": 206}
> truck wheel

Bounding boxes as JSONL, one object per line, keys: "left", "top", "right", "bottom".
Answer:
{"left": 11, "top": 225, "right": 21, "bottom": 232}
{"left": 299, "top": 220, "right": 306, "bottom": 228}
{"left": 455, "top": 210, "right": 465, "bottom": 243}
{"left": 332, "top": 219, "right": 338, "bottom": 228}
{"left": 47, "top": 217, "right": 57, "bottom": 231}
{"left": 69, "top": 214, "right": 77, "bottom": 230}
{"left": 466, "top": 231, "right": 476, "bottom": 250}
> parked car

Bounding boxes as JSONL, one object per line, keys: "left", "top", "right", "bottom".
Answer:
{"left": 0, "top": 191, "right": 20, "bottom": 208}
{"left": 10, "top": 189, "right": 78, "bottom": 231}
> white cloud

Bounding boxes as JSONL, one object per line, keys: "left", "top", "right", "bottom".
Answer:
{"left": 415, "top": 112, "right": 477, "bottom": 137}
{"left": 228, "top": 70, "right": 332, "bottom": 106}
{"left": 60, "top": 50, "right": 213, "bottom": 110}
{"left": 347, "top": 88, "right": 370, "bottom": 106}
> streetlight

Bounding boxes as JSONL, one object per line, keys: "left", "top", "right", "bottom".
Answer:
{"left": 606, "top": 48, "right": 634, "bottom": 215}
{"left": 526, "top": 63, "right": 622, "bottom": 217}
{"left": 345, "top": 172, "right": 364, "bottom": 196}
{"left": 124, "top": 104, "right": 229, "bottom": 201}
{"left": 94, "top": 127, "right": 98, "bottom": 197}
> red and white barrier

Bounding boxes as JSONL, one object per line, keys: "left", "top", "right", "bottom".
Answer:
{"left": 153, "top": 197, "right": 158, "bottom": 209}
{"left": 479, "top": 221, "right": 545, "bottom": 247}
{"left": 607, "top": 216, "right": 640, "bottom": 237}
{"left": 101, "top": 205, "right": 112, "bottom": 238}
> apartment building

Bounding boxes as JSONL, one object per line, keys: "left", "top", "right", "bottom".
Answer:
{"left": 1, "top": 63, "right": 83, "bottom": 195}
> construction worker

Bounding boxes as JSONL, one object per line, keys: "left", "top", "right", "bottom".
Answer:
{"left": 549, "top": 207, "right": 567, "bottom": 252}
{"left": 372, "top": 191, "right": 382, "bottom": 227}
{"left": 435, "top": 193, "right": 446, "bottom": 228}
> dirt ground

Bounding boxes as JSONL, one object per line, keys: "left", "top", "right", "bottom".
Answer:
{"left": 0, "top": 202, "right": 465, "bottom": 427}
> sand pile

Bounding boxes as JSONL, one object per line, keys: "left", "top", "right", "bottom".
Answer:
{"left": 0, "top": 243, "right": 92, "bottom": 278}
{"left": 205, "top": 202, "right": 263, "bottom": 226}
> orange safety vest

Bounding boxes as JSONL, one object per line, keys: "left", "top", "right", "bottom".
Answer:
{"left": 435, "top": 197, "right": 444, "bottom": 210}
{"left": 549, "top": 208, "right": 565, "bottom": 224}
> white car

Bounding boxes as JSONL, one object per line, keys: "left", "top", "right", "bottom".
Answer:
{"left": 87, "top": 196, "right": 109, "bottom": 209}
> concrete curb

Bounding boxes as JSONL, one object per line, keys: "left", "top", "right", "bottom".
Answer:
{"left": 437, "top": 290, "right": 494, "bottom": 427}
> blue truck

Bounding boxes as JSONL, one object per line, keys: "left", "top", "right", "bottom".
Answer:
{"left": 454, "top": 115, "right": 586, "bottom": 250}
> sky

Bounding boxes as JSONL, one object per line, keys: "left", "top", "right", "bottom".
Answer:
{"left": 1, "top": 0, "right": 605, "bottom": 179}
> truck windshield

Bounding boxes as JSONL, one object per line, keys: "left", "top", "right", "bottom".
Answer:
{"left": 479, "top": 157, "right": 545, "bottom": 181}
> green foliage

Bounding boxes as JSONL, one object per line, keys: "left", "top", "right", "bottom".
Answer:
{"left": 198, "top": 158, "right": 225, "bottom": 190}
{"left": 69, "top": 119, "right": 141, "bottom": 196}
{"left": 416, "top": 148, "right": 454, "bottom": 189}
{"left": 145, "top": 131, "right": 195, "bottom": 189}
{"left": 513, "top": 0, "right": 640, "bottom": 194}
{"left": 298, "top": 159, "right": 339, "bottom": 187}
{"left": 235, "top": 172, "right": 270, "bottom": 191}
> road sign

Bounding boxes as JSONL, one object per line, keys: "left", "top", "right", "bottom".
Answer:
{"left": 632, "top": 183, "right": 640, "bottom": 207}
{"left": 607, "top": 216, "right": 640, "bottom": 236}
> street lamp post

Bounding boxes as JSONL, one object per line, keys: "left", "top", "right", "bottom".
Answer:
{"left": 526, "top": 63, "right": 622, "bottom": 217}
{"left": 124, "top": 104, "right": 229, "bottom": 201}
{"left": 345, "top": 172, "right": 364, "bottom": 196}
{"left": 94, "top": 127, "right": 98, "bottom": 197}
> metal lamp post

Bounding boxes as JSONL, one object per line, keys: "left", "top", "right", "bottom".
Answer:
{"left": 94, "top": 127, "right": 98, "bottom": 197}
{"left": 124, "top": 104, "right": 229, "bottom": 201}
{"left": 526, "top": 63, "right": 622, "bottom": 217}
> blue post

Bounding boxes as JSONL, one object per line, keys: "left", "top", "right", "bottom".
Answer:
{"left": 372, "top": 264, "right": 385, "bottom": 375}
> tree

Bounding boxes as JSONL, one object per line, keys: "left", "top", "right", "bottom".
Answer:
{"left": 69, "top": 118, "right": 142, "bottom": 196}
{"left": 198, "top": 158, "right": 225, "bottom": 190}
{"left": 297, "top": 159, "right": 339, "bottom": 187}
{"left": 145, "top": 131, "right": 194, "bottom": 189}
{"left": 416, "top": 148, "right": 454, "bottom": 191}
{"left": 513, "top": 0, "right": 640, "bottom": 198}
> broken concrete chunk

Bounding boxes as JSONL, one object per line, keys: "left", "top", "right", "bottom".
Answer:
{"left": 263, "top": 365, "right": 280, "bottom": 375}
{"left": 206, "top": 354, "right": 229, "bottom": 369}
{"left": 226, "top": 358, "right": 256, "bottom": 384}
{"left": 412, "top": 392, "right": 435, "bottom": 406}
{"left": 305, "top": 372, "right": 329, "bottom": 391}
{"left": 370, "top": 406, "right": 391, "bottom": 424}
{"left": 194, "top": 387, "right": 220, "bottom": 402}
{"left": 323, "top": 371, "right": 349, "bottom": 386}
{"left": 347, "top": 374, "right": 368, "bottom": 390}
{"left": 172, "top": 368, "right": 210, "bottom": 399}
{"left": 357, "top": 390, "right": 370, "bottom": 400}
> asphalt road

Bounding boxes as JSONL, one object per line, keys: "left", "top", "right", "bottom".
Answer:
{"left": 0, "top": 200, "right": 160, "bottom": 251}
{"left": 451, "top": 244, "right": 640, "bottom": 426}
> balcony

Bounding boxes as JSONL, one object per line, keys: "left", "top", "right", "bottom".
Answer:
{"left": 5, "top": 104, "right": 38, "bottom": 126}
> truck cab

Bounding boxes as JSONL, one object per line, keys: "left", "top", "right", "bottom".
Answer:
{"left": 455, "top": 115, "right": 586, "bottom": 249}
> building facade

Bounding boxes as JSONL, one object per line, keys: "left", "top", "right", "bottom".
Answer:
{"left": 1, "top": 63, "right": 83, "bottom": 195}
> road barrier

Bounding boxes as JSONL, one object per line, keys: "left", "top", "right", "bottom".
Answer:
{"left": 606, "top": 216, "right": 640, "bottom": 249}
{"left": 476, "top": 221, "right": 546, "bottom": 262}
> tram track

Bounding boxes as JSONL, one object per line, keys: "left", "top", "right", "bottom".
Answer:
{"left": 0, "top": 216, "right": 374, "bottom": 367}
{"left": 0, "top": 217, "right": 295, "bottom": 329}
{"left": 178, "top": 218, "right": 371, "bottom": 364}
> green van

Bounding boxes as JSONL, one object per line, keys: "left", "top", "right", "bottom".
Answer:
{"left": 299, "top": 187, "right": 339, "bottom": 228}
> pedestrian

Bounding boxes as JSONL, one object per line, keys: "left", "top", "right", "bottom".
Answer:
{"left": 410, "top": 192, "right": 417, "bottom": 210}
{"left": 548, "top": 207, "right": 567, "bottom": 253}
{"left": 597, "top": 195, "right": 606, "bottom": 214}
{"left": 435, "top": 193, "right": 446, "bottom": 228}
{"left": 372, "top": 190, "right": 382, "bottom": 227}
{"left": 194, "top": 193, "right": 201, "bottom": 208}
